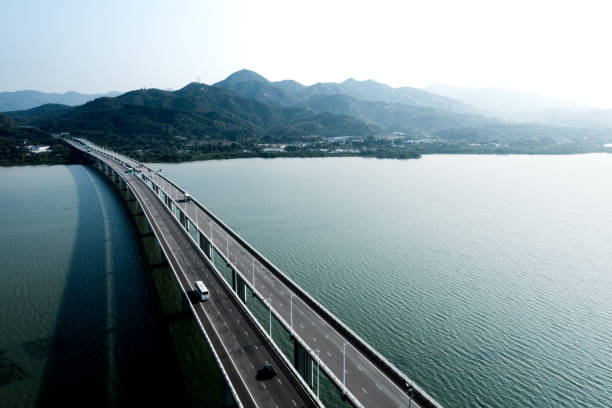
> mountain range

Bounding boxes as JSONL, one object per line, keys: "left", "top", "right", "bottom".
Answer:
{"left": 425, "top": 84, "right": 612, "bottom": 130}
{"left": 3, "top": 69, "right": 612, "bottom": 164}
{"left": 214, "top": 69, "right": 476, "bottom": 114}
{"left": 0, "top": 90, "right": 122, "bottom": 112}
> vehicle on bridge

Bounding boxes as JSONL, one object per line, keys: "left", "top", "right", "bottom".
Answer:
{"left": 194, "top": 280, "right": 209, "bottom": 301}
{"left": 256, "top": 363, "right": 277, "bottom": 380}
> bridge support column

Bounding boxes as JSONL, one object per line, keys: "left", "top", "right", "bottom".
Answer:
{"left": 127, "top": 187, "right": 136, "bottom": 201}
{"left": 293, "top": 340, "right": 313, "bottom": 389}
{"left": 231, "top": 270, "right": 247, "bottom": 303}
{"left": 199, "top": 232, "right": 212, "bottom": 259}
{"left": 137, "top": 201, "right": 144, "bottom": 215}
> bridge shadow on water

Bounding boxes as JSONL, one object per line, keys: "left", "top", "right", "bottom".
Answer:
{"left": 35, "top": 165, "right": 189, "bottom": 407}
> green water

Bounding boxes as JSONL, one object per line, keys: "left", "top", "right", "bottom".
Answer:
{"left": 0, "top": 165, "right": 188, "bottom": 407}
{"left": 152, "top": 154, "right": 612, "bottom": 408}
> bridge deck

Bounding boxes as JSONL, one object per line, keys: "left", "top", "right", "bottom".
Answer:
{"left": 75, "top": 139, "right": 442, "bottom": 408}
{"left": 73, "top": 141, "right": 318, "bottom": 408}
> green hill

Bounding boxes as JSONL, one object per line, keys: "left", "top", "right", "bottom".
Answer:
{"left": 7, "top": 83, "right": 381, "bottom": 161}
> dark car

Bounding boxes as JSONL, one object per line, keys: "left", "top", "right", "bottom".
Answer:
{"left": 256, "top": 363, "right": 277, "bottom": 380}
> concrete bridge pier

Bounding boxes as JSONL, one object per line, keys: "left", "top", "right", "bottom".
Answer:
{"left": 294, "top": 340, "right": 314, "bottom": 389}
{"left": 127, "top": 199, "right": 144, "bottom": 217}
{"left": 126, "top": 187, "right": 136, "bottom": 201}
{"left": 231, "top": 270, "right": 247, "bottom": 303}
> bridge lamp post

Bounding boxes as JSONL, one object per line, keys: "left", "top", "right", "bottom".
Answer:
{"left": 343, "top": 341, "right": 347, "bottom": 391}
{"left": 408, "top": 387, "right": 414, "bottom": 408}
{"left": 290, "top": 293, "right": 294, "bottom": 336}
{"left": 209, "top": 220, "right": 214, "bottom": 263}
{"left": 195, "top": 200, "right": 198, "bottom": 232}
{"left": 313, "top": 348, "right": 320, "bottom": 399}
{"left": 152, "top": 169, "right": 162, "bottom": 195}
{"left": 264, "top": 296, "right": 272, "bottom": 338}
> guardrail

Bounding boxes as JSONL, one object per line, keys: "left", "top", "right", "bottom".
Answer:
{"left": 72, "top": 139, "right": 322, "bottom": 408}
{"left": 151, "top": 161, "right": 442, "bottom": 408}
{"left": 72, "top": 137, "right": 443, "bottom": 408}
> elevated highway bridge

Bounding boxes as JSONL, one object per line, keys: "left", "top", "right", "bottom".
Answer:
{"left": 66, "top": 138, "right": 442, "bottom": 408}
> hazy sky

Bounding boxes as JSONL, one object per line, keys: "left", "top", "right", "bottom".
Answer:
{"left": 2, "top": 0, "right": 612, "bottom": 108}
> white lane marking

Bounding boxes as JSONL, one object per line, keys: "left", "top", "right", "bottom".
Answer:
{"left": 312, "top": 337, "right": 317, "bottom": 342}
{"left": 327, "top": 352, "right": 332, "bottom": 357}
{"left": 292, "top": 400, "right": 297, "bottom": 406}
{"left": 362, "top": 387, "right": 367, "bottom": 394}
{"left": 277, "top": 378, "right": 283, "bottom": 384}
{"left": 118, "top": 145, "right": 414, "bottom": 406}
{"left": 126, "top": 184, "right": 262, "bottom": 408}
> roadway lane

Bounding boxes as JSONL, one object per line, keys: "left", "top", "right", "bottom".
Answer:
{"left": 79, "top": 139, "right": 437, "bottom": 408}
{"left": 72, "top": 143, "right": 318, "bottom": 408}
{"left": 158, "top": 166, "right": 424, "bottom": 408}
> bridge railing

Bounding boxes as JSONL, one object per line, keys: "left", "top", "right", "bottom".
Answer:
{"left": 67, "top": 139, "right": 245, "bottom": 408}
{"left": 146, "top": 158, "right": 442, "bottom": 408}
{"left": 74, "top": 137, "right": 443, "bottom": 408}
{"left": 74, "top": 139, "right": 323, "bottom": 408}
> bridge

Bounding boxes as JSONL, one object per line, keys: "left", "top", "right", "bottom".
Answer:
{"left": 66, "top": 138, "right": 443, "bottom": 408}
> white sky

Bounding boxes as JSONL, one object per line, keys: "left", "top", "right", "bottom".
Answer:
{"left": 2, "top": 0, "right": 612, "bottom": 108}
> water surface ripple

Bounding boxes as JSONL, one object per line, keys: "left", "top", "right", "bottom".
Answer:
{"left": 154, "top": 154, "right": 612, "bottom": 408}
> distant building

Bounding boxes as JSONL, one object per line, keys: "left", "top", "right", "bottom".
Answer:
{"left": 29, "top": 145, "right": 52, "bottom": 153}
